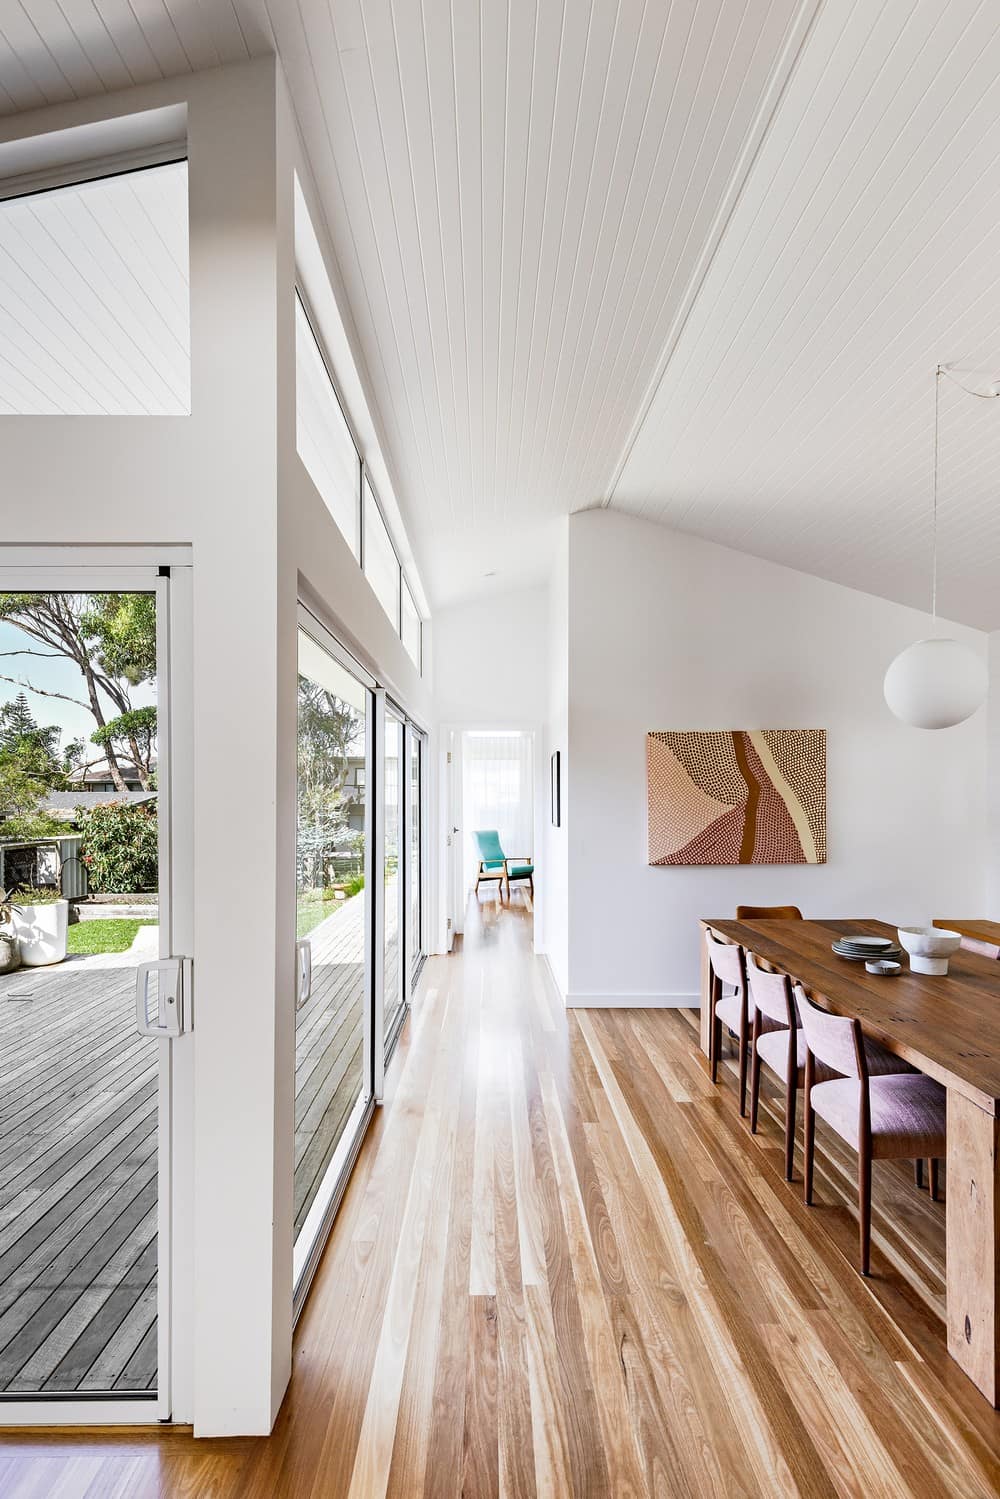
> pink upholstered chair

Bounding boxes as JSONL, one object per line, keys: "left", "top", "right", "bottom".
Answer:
{"left": 747, "top": 958, "right": 917, "bottom": 1185}
{"left": 795, "top": 983, "right": 946, "bottom": 1275}
{"left": 704, "top": 929, "right": 781, "bottom": 1117}
{"left": 960, "top": 935, "right": 1000, "bottom": 960}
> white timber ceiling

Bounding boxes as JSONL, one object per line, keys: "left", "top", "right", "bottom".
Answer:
{"left": 1, "top": 1, "right": 999, "bottom": 627}
{"left": 0, "top": 161, "right": 189, "bottom": 414}
{"left": 611, "top": 0, "right": 1000, "bottom": 632}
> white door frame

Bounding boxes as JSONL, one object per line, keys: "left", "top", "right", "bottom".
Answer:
{"left": 0, "top": 552, "right": 193, "bottom": 1426}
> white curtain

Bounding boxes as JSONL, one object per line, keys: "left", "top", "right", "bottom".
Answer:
{"left": 461, "top": 732, "right": 534, "bottom": 893}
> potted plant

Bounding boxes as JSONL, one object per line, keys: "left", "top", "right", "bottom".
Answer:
{"left": 0, "top": 889, "right": 20, "bottom": 974}
{"left": 10, "top": 886, "right": 69, "bottom": 967}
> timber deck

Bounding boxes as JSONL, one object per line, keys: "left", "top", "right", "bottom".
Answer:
{"left": 0, "top": 890, "right": 383, "bottom": 1396}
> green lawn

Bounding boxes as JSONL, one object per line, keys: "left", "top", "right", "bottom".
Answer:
{"left": 67, "top": 919, "right": 157, "bottom": 956}
{"left": 296, "top": 895, "right": 339, "bottom": 939}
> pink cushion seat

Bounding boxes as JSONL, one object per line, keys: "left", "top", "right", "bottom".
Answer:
{"left": 809, "top": 1073, "right": 946, "bottom": 1159}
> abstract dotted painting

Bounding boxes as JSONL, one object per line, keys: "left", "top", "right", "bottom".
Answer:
{"left": 646, "top": 730, "right": 826, "bottom": 866}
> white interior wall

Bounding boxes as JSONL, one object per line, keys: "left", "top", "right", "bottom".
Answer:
{"left": 542, "top": 525, "right": 569, "bottom": 996}
{"left": 0, "top": 57, "right": 436, "bottom": 1440}
{"left": 987, "top": 631, "right": 1000, "bottom": 916}
{"left": 566, "top": 510, "right": 990, "bottom": 1005}
{"left": 0, "top": 61, "right": 284, "bottom": 1435}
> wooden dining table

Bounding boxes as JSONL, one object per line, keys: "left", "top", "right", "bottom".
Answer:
{"left": 700, "top": 914, "right": 1000, "bottom": 1406}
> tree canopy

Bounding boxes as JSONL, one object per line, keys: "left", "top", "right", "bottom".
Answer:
{"left": 0, "top": 592, "right": 157, "bottom": 791}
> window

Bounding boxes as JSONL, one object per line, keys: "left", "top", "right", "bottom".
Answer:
{"left": 363, "top": 477, "right": 401, "bottom": 631}
{"left": 0, "top": 160, "right": 190, "bottom": 415}
{"left": 295, "top": 295, "right": 361, "bottom": 556}
{"left": 401, "top": 578, "right": 421, "bottom": 669}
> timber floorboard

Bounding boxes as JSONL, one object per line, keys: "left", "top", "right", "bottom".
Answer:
{"left": 2, "top": 892, "right": 1000, "bottom": 1496}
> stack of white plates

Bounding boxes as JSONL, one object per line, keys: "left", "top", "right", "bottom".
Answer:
{"left": 832, "top": 935, "right": 903, "bottom": 962}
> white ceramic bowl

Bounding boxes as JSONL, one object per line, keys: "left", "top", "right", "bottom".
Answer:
{"left": 897, "top": 925, "right": 961, "bottom": 976}
{"left": 866, "top": 959, "right": 901, "bottom": 976}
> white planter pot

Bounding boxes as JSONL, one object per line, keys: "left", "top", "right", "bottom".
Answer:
{"left": 13, "top": 899, "right": 68, "bottom": 967}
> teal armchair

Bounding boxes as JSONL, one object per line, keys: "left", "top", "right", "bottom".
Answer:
{"left": 472, "top": 829, "right": 534, "bottom": 902}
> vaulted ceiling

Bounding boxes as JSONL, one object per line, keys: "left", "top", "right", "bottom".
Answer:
{"left": 1, "top": 1, "right": 999, "bottom": 626}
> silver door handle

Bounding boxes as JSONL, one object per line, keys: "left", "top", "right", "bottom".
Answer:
{"left": 296, "top": 939, "right": 312, "bottom": 1011}
{"left": 136, "top": 958, "right": 189, "bottom": 1037}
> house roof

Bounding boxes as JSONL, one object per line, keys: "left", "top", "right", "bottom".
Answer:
{"left": 41, "top": 791, "right": 157, "bottom": 813}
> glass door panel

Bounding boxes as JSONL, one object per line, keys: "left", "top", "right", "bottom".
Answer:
{"left": 0, "top": 585, "right": 163, "bottom": 1402}
{"left": 294, "top": 627, "right": 371, "bottom": 1268}
{"left": 382, "top": 708, "right": 404, "bottom": 1052}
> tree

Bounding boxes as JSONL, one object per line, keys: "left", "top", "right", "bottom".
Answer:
{"left": 296, "top": 677, "right": 361, "bottom": 890}
{"left": 0, "top": 693, "right": 64, "bottom": 830}
{"left": 0, "top": 593, "right": 156, "bottom": 791}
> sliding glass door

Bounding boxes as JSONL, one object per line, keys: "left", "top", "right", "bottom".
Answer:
{"left": 294, "top": 619, "right": 373, "bottom": 1288}
{"left": 293, "top": 611, "right": 427, "bottom": 1298}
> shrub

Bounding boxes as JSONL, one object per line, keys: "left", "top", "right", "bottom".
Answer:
{"left": 78, "top": 800, "right": 158, "bottom": 893}
{"left": 11, "top": 885, "right": 62, "bottom": 905}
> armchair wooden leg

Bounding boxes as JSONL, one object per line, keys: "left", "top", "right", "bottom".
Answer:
{"left": 930, "top": 1158, "right": 940, "bottom": 1202}
{"left": 915, "top": 1159, "right": 924, "bottom": 1190}
{"left": 738, "top": 1023, "right": 749, "bottom": 1119}
{"left": 711, "top": 1015, "right": 721, "bottom": 1084}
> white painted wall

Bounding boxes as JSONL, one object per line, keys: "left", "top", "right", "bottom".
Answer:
{"left": 0, "top": 59, "right": 435, "bottom": 1439}
{"left": 434, "top": 584, "right": 548, "bottom": 724}
{"left": 987, "top": 631, "right": 1000, "bottom": 916}
{"left": 566, "top": 510, "right": 989, "bottom": 1005}
{"left": 542, "top": 525, "right": 569, "bottom": 996}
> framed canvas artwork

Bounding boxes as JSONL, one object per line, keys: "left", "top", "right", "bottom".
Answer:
{"left": 646, "top": 729, "right": 826, "bottom": 866}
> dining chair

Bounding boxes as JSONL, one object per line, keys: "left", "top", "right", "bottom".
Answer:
{"left": 736, "top": 904, "right": 803, "bottom": 921}
{"left": 747, "top": 958, "right": 918, "bottom": 1184}
{"left": 795, "top": 983, "right": 946, "bottom": 1275}
{"left": 959, "top": 935, "right": 1000, "bottom": 960}
{"left": 704, "top": 929, "right": 781, "bottom": 1117}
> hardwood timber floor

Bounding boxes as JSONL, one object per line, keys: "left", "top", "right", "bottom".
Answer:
{"left": 3, "top": 894, "right": 1000, "bottom": 1496}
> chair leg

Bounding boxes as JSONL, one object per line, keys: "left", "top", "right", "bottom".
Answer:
{"left": 784, "top": 1067, "right": 797, "bottom": 1183}
{"left": 859, "top": 1146, "right": 872, "bottom": 1276}
{"left": 749, "top": 1016, "right": 762, "bottom": 1134}
{"left": 803, "top": 1052, "right": 815, "bottom": 1206}
{"left": 711, "top": 1015, "right": 721, "bottom": 1084}
{"left": 738, "top": 1027, "right": 749, "bottom": 1119}
{"left": 914, "top": 1159, "right": 924, "bottom": 1190}
{"left": 930, "top": 1158, "right": 940, "bottom": 1202}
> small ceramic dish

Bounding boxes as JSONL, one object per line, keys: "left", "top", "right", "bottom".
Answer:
{"left": 866, "top": 959, "right": 901, "bottom": 977}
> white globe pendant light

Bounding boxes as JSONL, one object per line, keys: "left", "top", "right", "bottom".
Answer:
{"left": 883, "top": 637, "right": 988, "bottom": 730}
{"left": 883, "top": 366, "right": 993, "bottom": 729}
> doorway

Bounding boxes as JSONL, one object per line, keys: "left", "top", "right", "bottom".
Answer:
{"left": 452, "top": 730, "right": 535, "bottom": 932}
{"left": 0, "top": 562, "right": 191, "bottom": 1423}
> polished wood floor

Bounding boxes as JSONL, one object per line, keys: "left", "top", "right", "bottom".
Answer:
{"left": 0, "top": 963, "right": 157, "bottom": 1396}
{"left": 3, "top": 894, "right": 1000, "bottom": 1495}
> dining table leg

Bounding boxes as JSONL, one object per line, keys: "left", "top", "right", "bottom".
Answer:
{"left": 946, "top": 1088, "right": 1000, "bottom": 1405}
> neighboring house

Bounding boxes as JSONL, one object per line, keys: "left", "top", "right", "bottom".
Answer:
{"left": 40, "top": 790, "right": 157, "bottom": 824}
{"left": 65, "top": 758, "right": 154, "bottom": 793}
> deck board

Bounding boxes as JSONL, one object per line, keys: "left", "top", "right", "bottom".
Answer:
{"left": 0, "top": 890, "right": 379, "bottom": 1397}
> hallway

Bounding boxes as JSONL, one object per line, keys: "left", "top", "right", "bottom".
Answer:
{"left": 2, "top": 895, "right": 1000, "bottom": 1495}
